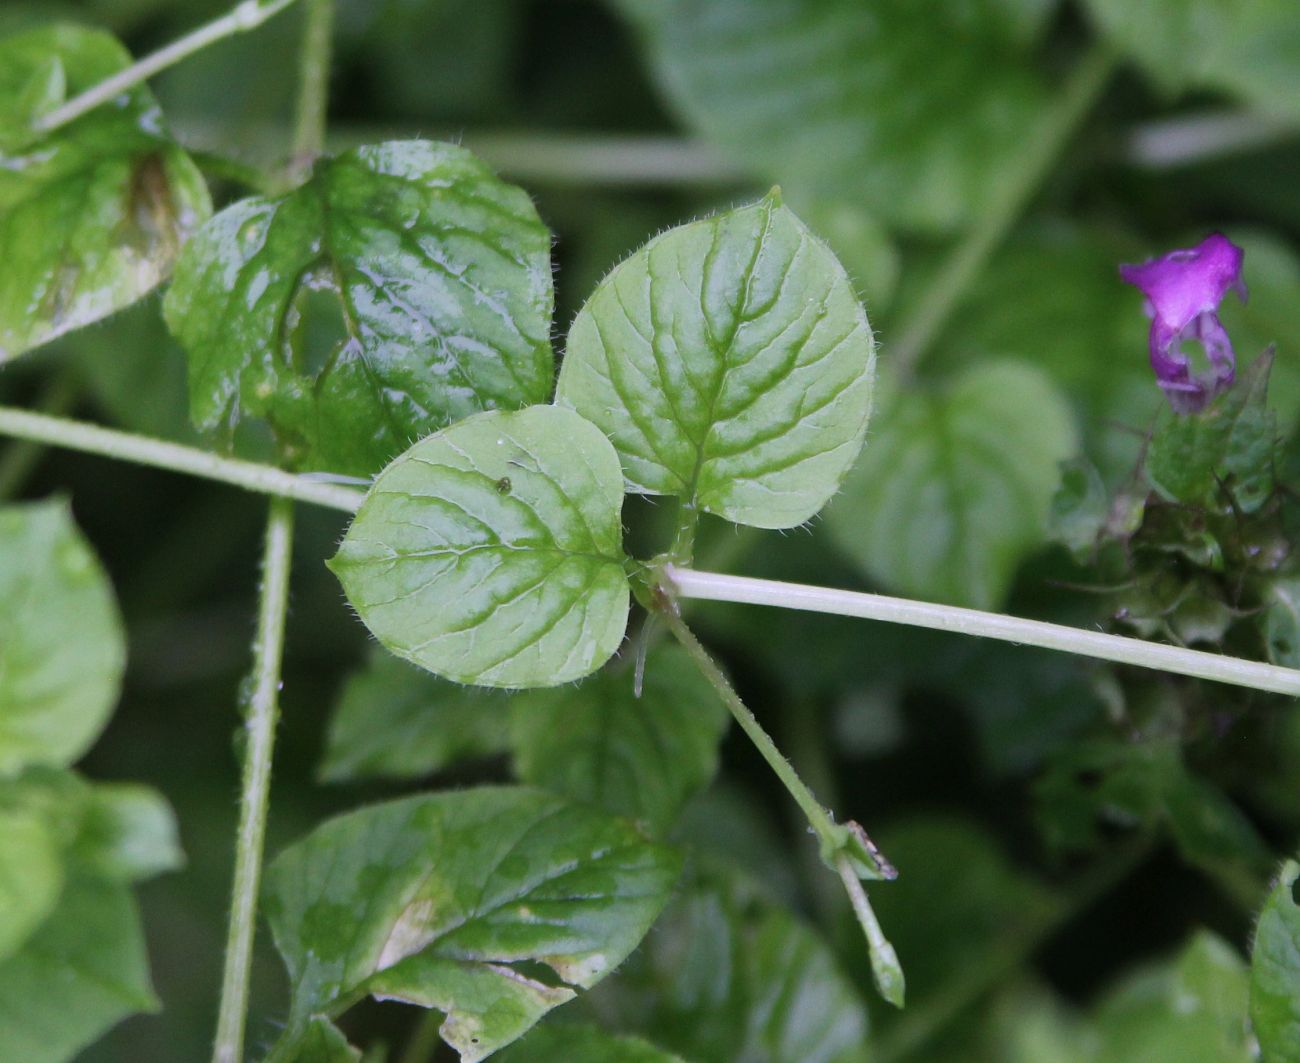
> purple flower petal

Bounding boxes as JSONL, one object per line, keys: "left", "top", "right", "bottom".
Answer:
{"left": 1120, "top": 233, "right": 1247, "bottom": 413}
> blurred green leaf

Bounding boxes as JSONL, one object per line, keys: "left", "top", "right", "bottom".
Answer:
{"left": 1081, "top": 0, "right": 1300, "bottom": 121}
{"left": 827, "top": 361, "right": 1078, "bottom": 609}
{"left": 556, "top": 192, "right": 875, "bottom": 530}
{"left": 0, "top": 23, "right": 210, "bottom": 360}
{"left": 1265, "top": 579, "right": 1300, "bottom": 668}
{"left": 585, "top": 861, "right": 871, "bottom": 1063}
{"left": 292, "top": 1017, "right": 363, "bottom": 1063}
{"left": 0, "top": 500, "right": 125, "bottom": 775}
{"left": 263, "top": 787, "right": 681, "bottom": 1062}
{"left": 164, "top": 139, "right": 554, "bottom": 475}
{"left": 320, "top": 651, "right": 510, "bottom": 783}
{"left": 0, "top": 874, "right": 158, "bottom": 1063}
{"left": 1146, "top": 348, "right": 1277, "bottom": 513}
{"left": 0, "top": 808, "right": 62, "bottom": 962}
{"left": 330, "top": 407, "right": 630, "bottom": 689}
{"left": 1048, "top": 458, "right": 1110, "bottom": 562}
{"left": 1250, "top": 859, "right": 1300, "bottom": 1062}
{"left": 1089, "top": 931, "right": 1253, "bottom": 1063}
{"left": 614, "top": 0, "right": 1054, "bottom": 232}
{"left": 73, "top": 782, "right": 182, "bottom": 882}
{"left": 496, "top": 1023, "right": 686, "bottom": 1062}
{"left": 509, "top": 644, "right": 729, "bottom": 836}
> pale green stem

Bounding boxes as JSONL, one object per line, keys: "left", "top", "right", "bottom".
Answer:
{"left": 0, "top": 407, "right": 363, "bottom": 512}
{"left": 287, "top": 0, "right": 334, "bottom": 181}
{"left": 213, "top": 497, "right": 295, "bottom": 1063}
{"left": 890, "top": 45, "right": 1116, "bottom": 377}
{"left": 666, "top": 567, "right": 1300, "bottom": 697}
{"left": 836, "top": 853, "right": 905, "bottom": 1008}
{"left": 34, "top": 0, "right": 302, "bottom": 134}
{"left": 0, "top": 372, "right": 78, "bottom": 499}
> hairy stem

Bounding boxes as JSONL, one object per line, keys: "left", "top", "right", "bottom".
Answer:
{"left": 890, "top": 45, "right": 1116, "bottom": 377}
{"left": 0, "top": 407, "right": 363, "bottom": 511}
{"left": 35, "top": 0, "right": 302, "bottom": 134}
{"left": 665, "top": 566, "right": 1300, "bottom": 697}
{"left": 0, "top": 372, "right": 78, "bottom": 499}
{"left": 213, "top": 498, "right": 295, "bottom": 1063}
{"left": 287, "top": 0, "right": 334, "bottom": 181}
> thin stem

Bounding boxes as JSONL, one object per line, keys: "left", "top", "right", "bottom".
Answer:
{"left": 665, "top": 567, "right": 1300, "bottom": 698}
{"left": 213, "top": 497, "right": 295, "bottom": 1063}
{"left": 661, "top": 610, "right": 841, "bottom": 849}
{"left": 0, "top": 372, "right": 78, "bottom": 499}
{"left": 890, "top": 45, "right": 1116, "bottom": 377}
{"left": 287, "top": 0, "right": 334, "bottom": 181}
{"left": 398, "top": 1011, "right": 441, "bottom": 1063}
{"left": 0, "top": 407, "right": 363, "bottom": 512}
{"left": 34, "top": 0, "right": 302, "bottom": 134}
{"left": 836, "top": 853, "right": 905, "bottom": 1008}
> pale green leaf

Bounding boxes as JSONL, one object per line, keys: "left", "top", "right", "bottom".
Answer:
{"left": 1081, "top": 0, "right": 1300, "bottom": 120}
{"left": 74, "top": 782, "right": 183, "bottom": 882}
{"left": 0, "top": 874, "right": 158, "bottom": 1063}
{"left": 320, "top": 651, "right": 510, "bottom": 783}
{"left": 614, "top": 0, "right": 1053, "bottom": 231}
{"left": 495, "top": 1023, "right": 687, "bottom": 1062}
{"left": 1250, "top": 859, "right": 1300, "bottom": 1062}
{"left": 0, "top": 500, "right": 125, "bottom": 775}
{"left": 827, "top": 361, "right": 1078, "bottom": 609}
{"left": 0, "top": 808, "right": 62, "bottom": 962}
{"left": 555, "top": 193, "right": 875, "bottom": 529}
{"left": 585, "top": 862, "right": 870, "bottom": 1063}
{"left": 330, "top": 406, "right": 630, "bottom": 689}
{"left": 263, "top": 787, "right": 681, "bottom": 1062}
{"left": 164, "top": 139, "right": 553, "bottom": 476}
{"left": 0, "top": 24, "right": 211, "bottom": 360}
{"left": 509, "top": 644, "right": 729, "bottom": 835}
{"left": 292, "top": 1018, "right": 364, "bottom": 1063}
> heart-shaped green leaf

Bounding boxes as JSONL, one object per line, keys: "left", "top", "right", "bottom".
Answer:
{"left": 0, "top": 501, "right": 125, "bottom": 775}
{"left": 164, "top": 139, "right": 554, "bottom": 475}
{"left": 826, "top": 361, "right": 1078, "bottom": 609}
{"left": 263, "top": 787, "right": 681, "bottom": 1062}
{"left": 330, "top": 406, "right": 631, "bottom": 689}
{"left": 0, "top": 24, "right": 210, "bottom": 360}
{"left": 556, "top": 193, "right": 875, "bottom": 530}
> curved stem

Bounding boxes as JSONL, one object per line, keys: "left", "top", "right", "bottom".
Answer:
{"left": 35, "top": 0, "right": 302, "bottom": 134}
{"left": 665, "top": 566, "right": 1300, "bottom": 698}
{"left": 890, "top": 45, "right": 1116, "bottom": 377}
{"left": 213, "top": 497, "right": 295, "bottom": 1063}
{"left": 0, "top": 406, "right": 363, "bottom": 512}
{"left": 287, "top": 0, "right": 334, "bottom": 181}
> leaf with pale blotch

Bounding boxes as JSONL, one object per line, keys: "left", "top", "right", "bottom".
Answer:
{"left": 320, "top": 651, "right": 510, "bottom": 783}
{"left": 584, "top": 862, "right": 870, "bottom": 1063}
{"left": 613, "top": 0, "right": 1053, "bottom": 232}
{"left": 263, "top": 787, "right": 681, "bottom": 1063}
{"left": 510, "top": 644, "right": 729, "bottom": 835}
{"left": 164, "top": 139, "right": 553, "bottom": 476}
{"left": 0, "top": 874, "right": 158, "bottom": 1063}
{"left": 826, "top": 361, "right": 1078, "bottom": 609}
{"left": 495, "top": 1024, "right": 687, "bottom": 1062}
{"left": 0, "top": 24, "right": 210, "bottom": 360}
{"left": 0, "top": 501, "right": 125, "bottom": 775}
{"left": 556, "top": 193, "right": 875, "bottom": 530}
{"left": 330, "top": 406, "right": 630, "bottom": 689}
{"left": 1251, "top": 859, "right": 1300, "bottom": 1062}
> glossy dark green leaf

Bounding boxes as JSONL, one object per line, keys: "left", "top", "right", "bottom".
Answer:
{"left": 319, "top": 651, "right": 510, "bottom": 783}
{"left": 826, "top": 361, "right": 1078, "bottom": 609}
{"left": 495, "top": 1023, "right": 687, "bottom": 1063}
{"left": 0, "top": 808, "right": 62, "bottom": 962}
{"left": 1251, "top": 859, "right": 1300, "bottom": 1062}
{"left": 1090, "top": 931, "right": 1253, "bottom": 1063}
{"left": 1147, "top": 348, "right": 1277, "bottom": 513}
{"left": 164, "top": 139, "right": 553, "bottom": 475}
{"left": 263, "top": 787, "right": 681, "bottom": 1062}
{"left": 0, "top": 24, "right": 210, "bottom": 360}
{"left": 0, "top": 874, "right": 158, "bottom": 1063}
{"left": 330, "top": 406, "right": 631, "bottom": 689}
{"left": 614, "top": 0, "right": 1053, "bottom": 232}
{"left": 509, "top": 644, "right": 729, "bottom": 835}
{"left": 555, "top": 193, "right": 875, "bottom": 530}
{"left": 0, "top": 500, "right": 125, "bottom": 775}
{"left": 585, "top": 862, "right": 871, "bottom": 1063}
{"left": 1081, "top": 0, "right": 1300, "bottom": 121}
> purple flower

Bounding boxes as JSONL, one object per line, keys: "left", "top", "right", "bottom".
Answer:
{"left": 1120, "top": 233, "right": 1247, "bottom": 413}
